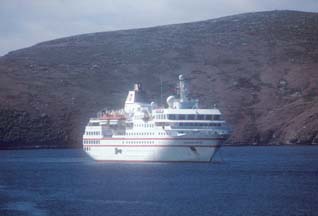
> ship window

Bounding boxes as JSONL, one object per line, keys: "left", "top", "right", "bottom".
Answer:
{"left": 188, "top": 115, "right": 195, "bottom": 120}
{"left": 168, "top": 114, "right": 176, "bottom": 120}
{"left": 198, "top": 115, "right": 204, "bottom": 120}
{"left": 213, "top": 115, "right": 221, "bottom": 120}
{"left": 179, "top": 115, "right": 186, "bottom": 120}
{"left": 206, "top": 115, "right": 212, "bottom": 120}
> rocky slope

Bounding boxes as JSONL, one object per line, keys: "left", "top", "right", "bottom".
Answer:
{"left": 1, "top": 10, "right": 318, "bottom": 148}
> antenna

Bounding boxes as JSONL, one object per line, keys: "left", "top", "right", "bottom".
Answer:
{"left": 160, "top": 76, "right": 163, "bottom": 106}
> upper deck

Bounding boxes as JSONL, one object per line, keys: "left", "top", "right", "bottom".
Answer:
{"left": 153, "top": 108, "right": 221, "bottom": 115}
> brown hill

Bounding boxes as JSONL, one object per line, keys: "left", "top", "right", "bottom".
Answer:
{"left": 1, "top": 10, "right": 318, "bottom": 148}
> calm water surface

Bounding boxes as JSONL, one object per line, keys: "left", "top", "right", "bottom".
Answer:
{"left": 0, "top": 146, "right": 317, "bottom": 216}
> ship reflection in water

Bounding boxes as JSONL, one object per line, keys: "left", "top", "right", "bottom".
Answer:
{"left": 0, "top": 146, "right": 318, "bottom": 216}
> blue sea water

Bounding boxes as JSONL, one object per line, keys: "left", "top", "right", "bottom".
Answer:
{"left": 0, "top": 146, "right": 317, "bottom": 216}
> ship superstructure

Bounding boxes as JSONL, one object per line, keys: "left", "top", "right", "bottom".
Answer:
{"left": 83, "top": 75, "right": 230, "bottom": 162}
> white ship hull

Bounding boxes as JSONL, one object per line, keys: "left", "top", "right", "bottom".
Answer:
{"left": 83, "top": 138, "right": 223, "bottom": 162}
{"left": 84, "top": 145, "right": 219, "bottom": 162}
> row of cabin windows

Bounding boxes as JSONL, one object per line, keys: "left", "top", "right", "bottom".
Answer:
{"left": 179, "top": 123, "right": 222, "bottom": 127}
{"left": 123, "top": 140, "right": 155, "bottom": 144}
{"left": 83, "top": 140, "right": 100, "bottom": 144}
{"left": 88, "top": 122, "right": 100, "bottom": 126}
{"left": 156, "top": 114, "right": 166, "bottom": 119}
{"left": 155, "top": 122, "right": 221, "bottom": 127}
{"left": 167, "top": 114, "right": 221, "bottom": 121}
{"left": 126, "top": 132, "right": 155, "bottom": 136}
{"left": 86, "top": 131, "right": 101, "bottom": 136}
{"left": 134, "top": 123, "right": 154, "bottom": 128}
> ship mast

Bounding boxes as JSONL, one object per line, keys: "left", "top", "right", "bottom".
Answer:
{"left": 179, "top": 74, "right": 188, "bottom": 102}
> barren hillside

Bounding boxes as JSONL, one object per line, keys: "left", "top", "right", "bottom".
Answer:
{"left": 0, "top": 10, "right": 318, "bottom": 148}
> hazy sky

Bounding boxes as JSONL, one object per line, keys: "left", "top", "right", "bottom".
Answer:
{"left": 1, "top": 0, "right": 318, "bottom": 56}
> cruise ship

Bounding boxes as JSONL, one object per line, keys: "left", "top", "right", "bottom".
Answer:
{"left": 83, "top": 75, "right": 231, "bottom": 162}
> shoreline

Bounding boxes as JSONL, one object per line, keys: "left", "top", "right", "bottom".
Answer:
{"left": 0, "top": 143, "right": 317, "bottom": 150}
